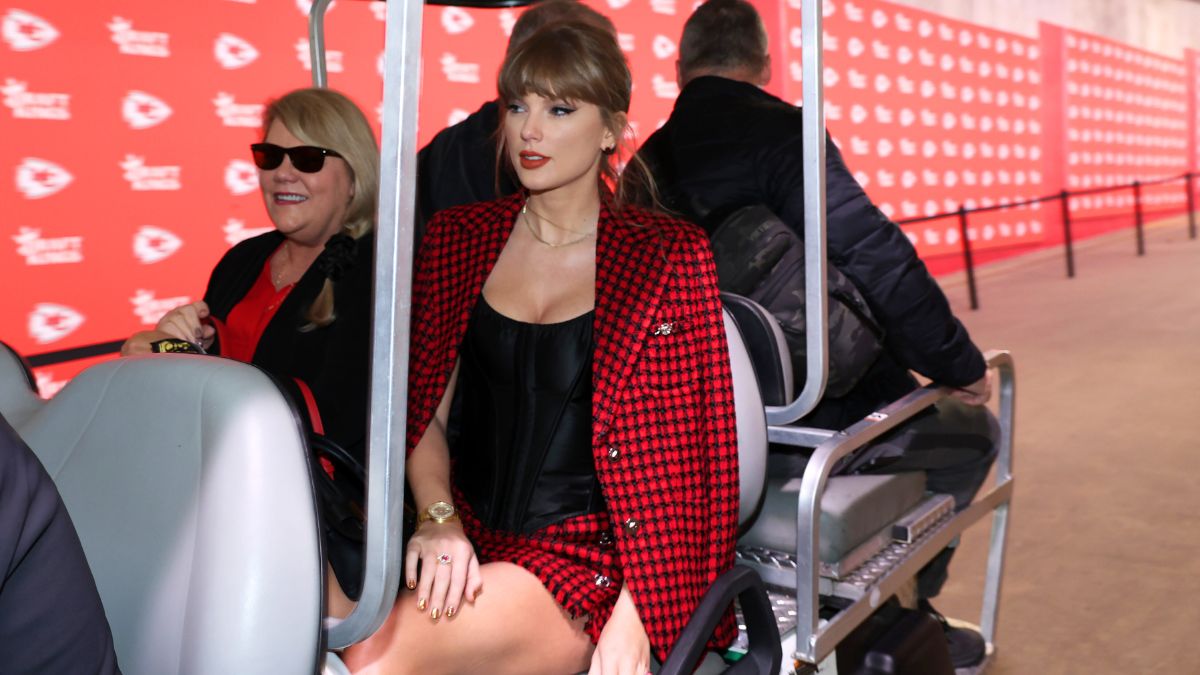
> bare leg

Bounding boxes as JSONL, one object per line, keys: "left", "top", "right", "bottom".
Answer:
{"left": 342, "top": 562, "right": 594, "bottom": 675}
{"left": 327, "top": 565, "right": 356, "bottom": 619}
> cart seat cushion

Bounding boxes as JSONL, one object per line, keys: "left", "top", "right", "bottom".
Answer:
{"left": 738, "top": 472, "right": 926, "bottom": 564}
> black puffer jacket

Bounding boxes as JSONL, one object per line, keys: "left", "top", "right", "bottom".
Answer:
{"left": 638, "top": 76, "right": 985, "bottom": 428}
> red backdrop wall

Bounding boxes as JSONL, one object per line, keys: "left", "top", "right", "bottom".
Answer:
{"left": 2, "top": 0, "right": 1198, "bottom": 394}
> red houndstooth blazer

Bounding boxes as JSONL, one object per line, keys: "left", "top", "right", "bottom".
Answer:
{"left": 406, "top": 193, "right": 739, "bottom": 660}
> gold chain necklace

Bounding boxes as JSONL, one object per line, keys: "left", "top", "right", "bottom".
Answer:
{"left": 522, "top": 203, "right": 596, "bottom": 248}
{"left": 272, "top": 243, "right": 295, "bottom": 287}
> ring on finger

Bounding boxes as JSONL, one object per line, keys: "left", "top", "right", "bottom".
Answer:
{"left": 436, "top": 553, "right": 452, "bottom": 566}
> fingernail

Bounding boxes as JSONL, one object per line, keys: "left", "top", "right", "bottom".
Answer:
{"left": 431, "top": 608, "right": 441, "bottom": 620}
{"left": 406, "top": 579, "right": 416, "bottom": 590}
{"left": 417, "top": 598, "right": 427, "bottom": 611}
{"left": 446, "top": 606, "right": 456, "bottom": 618}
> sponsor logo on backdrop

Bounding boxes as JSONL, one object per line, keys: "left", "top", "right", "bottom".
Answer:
{"left": 441, "top": 7, "right": 473, "bottom": 34}
{"left": 225, "top": 159, "right": 258, "bottom": 196}
{"left": 121, "top": 155, "right": 181, "bottom": 191}
{"left": 441, "top": 54, "right": 480, "bottom": 84}
{"left": 122, "top": 91, "right": 172, "bottom": 129}
{"left": 498, "top": 10, "right": 516, "bottom": 37}
{"left": 108, "top": 16, "right": 169, "bottom": 57}
{"left": 606, "top": 0, "right": 632, "bottom": 9}
{"left": 3, "top": 9, "right": 59, "bottom": 51}
{"left": 447, "top": 108, "right": 470, "bottom": 126}
{"left": 617, "top": 33, "right": 634, "bottom": 52}
{"left": 213, "top": 93, "right": 263, "bottom": 127}
{"left": 13, "top": 227, "right": 82, "bottom": 265}
{"left": 35, "top": 372, "right": 66, "bottom": 399}
{"left": 223, "top": 218, "right": 273, "bottom": 246}
{"left": 28, "top": 303, "right": 84, "bottom": 344}
{"left": 2, "top": 78, "right": 69, "bottom": 119}
{"left": 370, "top": 3, "right": 386, "bottom": 21}
{"left": 651, "top": 74, "right": 679, "bottom": 100}
{"left": 295, "top": 39, "right": 342, "bottom": 72}
{"left": 131, "top": 290, "right": 191, "bottom": 326}
{"left": 650, "top": 0, "right": 676, "bottom": 15}
{"left": 652, "top": 35, "right": 676, "bottom": 60}
{"left": 214, "top": 33, "right": 258, "bottom": 69}
{"left": 133, "top": 226, "right": 183, "bottom": 264}
{"left": 16, "top": 158, "right": 72, "bottom": 199}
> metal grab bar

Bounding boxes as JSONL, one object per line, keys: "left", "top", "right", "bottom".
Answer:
{"left": 788, "top": 350, "right": 1015, "bottom": 663}
{"left": 324, "top": 0, "right": 422, "bottom": 649}
{"left": 308, "top": 0, "right": 335, "bottom": 88}
{"left": 766, "top": 0, "right": 828, "bottom": 427}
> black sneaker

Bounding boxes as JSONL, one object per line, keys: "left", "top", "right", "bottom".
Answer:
{"left": 917, "top": 599, "right": 986, "bottom": 669}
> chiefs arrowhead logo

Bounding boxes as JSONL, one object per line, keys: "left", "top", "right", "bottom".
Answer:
{"left": 652, "top": 35, "right": 676, "bottom": 60}
{"left": 133, "top": 225, "right": 183, "bottom": 264}
{"left": 16, "top": 157, "right": 73, "bottom": 199}
{"left": 214, "top": 33, "right": 258, "bottom": 69}
{"left": 28, "top": 303, "right": 84, "bottom": 344}
{"left": 3, "top": 9, "right": 59, "bottom": 51}
{"left": 122, "top": 91, "right": 172, "bottom": 129}
{"left": 225, "top": 159, "right": 258, "bottom": 196}
{"left": 441, "top": 7, "right": 474, "bottom": 35}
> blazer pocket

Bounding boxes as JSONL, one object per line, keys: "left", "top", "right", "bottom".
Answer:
{"left": 633, "top": 311, "right": 706, "bottom": 395}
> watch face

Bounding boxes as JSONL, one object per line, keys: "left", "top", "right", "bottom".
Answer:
{"left": 428, "top": 502, "right": 455, "bottom": 519}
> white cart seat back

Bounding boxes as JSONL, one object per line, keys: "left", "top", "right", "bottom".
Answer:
{"left": 722, "top": 307, "right": 768, "bottom": 528}
{"left": 16, "top": 355, "right": 324, "bottom": 675}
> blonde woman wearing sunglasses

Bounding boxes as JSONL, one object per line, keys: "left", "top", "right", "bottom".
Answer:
{"left": 120, "top": 87, "right": 378, "bottom": 597}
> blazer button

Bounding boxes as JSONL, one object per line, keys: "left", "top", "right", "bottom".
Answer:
{"left": 607, "top": 446, "right": 620, "bottom": 459}
{"left": 598, "top": 531, "right": 614, "bottom": 546}
{"left": 624, "top": 518, "right": 640, "bottom": 534}
{"left": 594, "top": 574, "right": 613, "bottom": 588}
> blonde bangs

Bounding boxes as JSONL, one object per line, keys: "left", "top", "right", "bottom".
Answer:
{"left": 498, "top": 22, "right": 630, "bottom": 113}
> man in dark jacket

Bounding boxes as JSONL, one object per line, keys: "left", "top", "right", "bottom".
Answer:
{"left": 0, "top": 413, "right": 120, "bottom": 674}
{"left": 637, "top": 0, "right": 997, "bottom": 667}
{"left": 415, "top": 0, "right": 615, "bottom": 241}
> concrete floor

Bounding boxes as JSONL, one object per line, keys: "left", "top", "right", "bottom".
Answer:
{"left": 930, "top": 218, "right": 1200, "bottom": 674}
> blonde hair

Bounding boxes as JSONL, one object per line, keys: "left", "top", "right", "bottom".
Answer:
{"left": 262, "top": 88, "right": 378, "bottom": 329}
{"left": 496, "top": 21, "right": 656, "bottom": 212}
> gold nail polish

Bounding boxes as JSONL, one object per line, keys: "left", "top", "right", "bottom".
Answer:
{"left": 446, "top": 606, "right": 456, "bottom": 618}
{"left": 406, "top": 579, "right": 416, "bottom": 590}
{"left": 417, "top": 598, "right": 427, "bottom": 611}
{"left": 431, "top": 608, "right": 441, "bottom": 620}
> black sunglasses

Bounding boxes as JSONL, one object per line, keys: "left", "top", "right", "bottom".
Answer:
{"left": 250, "top": 142, "right": 344, "bottom": 173}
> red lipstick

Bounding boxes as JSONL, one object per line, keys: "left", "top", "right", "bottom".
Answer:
{"left": 519, "top": 151, "right": 550, "bottom": 170}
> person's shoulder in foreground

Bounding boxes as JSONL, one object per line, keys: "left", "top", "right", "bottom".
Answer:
{"left": 0, "top": 413, "right": 120, "bottom": 674}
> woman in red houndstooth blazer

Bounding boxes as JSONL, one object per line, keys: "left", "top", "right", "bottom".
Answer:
{"left": 344, "top": 20, "right": 738, "bottom": 675}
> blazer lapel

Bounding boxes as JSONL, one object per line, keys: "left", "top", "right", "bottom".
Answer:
{"left": 593, "top": 203, "right": 674, "bottom": 438}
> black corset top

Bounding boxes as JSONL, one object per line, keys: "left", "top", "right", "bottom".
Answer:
{"left": 449, "top": 297, "right": 604, "bottom": 534}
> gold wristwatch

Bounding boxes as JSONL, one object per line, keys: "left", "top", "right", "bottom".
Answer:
{"left": 417, "top": 500, "right": 459, "bottom": 525}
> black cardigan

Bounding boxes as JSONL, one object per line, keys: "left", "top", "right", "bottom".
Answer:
{"left": 203, "top": 231, "right": 373, "bottom": 461}
{"left": 639, "top": 76, "right": 986, "bottom": 428}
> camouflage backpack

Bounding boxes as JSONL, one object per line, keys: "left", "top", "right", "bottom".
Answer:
{"left": 707, "top": 204, "right": 884, "bottom": 398}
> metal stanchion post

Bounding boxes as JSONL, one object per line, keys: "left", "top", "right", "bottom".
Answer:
{"left": 1133, "top": 180, "right": 1145, "bottom": 256}
{"left": 1059, "top": 190, "right": 1075, "bottom": 278}
{"left": 957, "top": 206, "right": 979, "bottom": 310}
